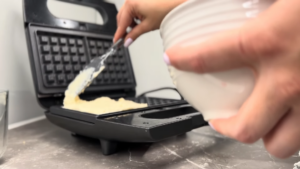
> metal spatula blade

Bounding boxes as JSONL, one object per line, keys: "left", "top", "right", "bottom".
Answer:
{"left": 67, "top": 38, "right": 124, "bottom": 97}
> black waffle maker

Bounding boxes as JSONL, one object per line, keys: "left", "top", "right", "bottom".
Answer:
{"left": 23, "top": 0, "right": 208, "bottom": 155}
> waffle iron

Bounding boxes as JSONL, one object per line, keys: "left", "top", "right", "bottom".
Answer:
{"left": 23, "top": 0, "right": 208, "bottom": 155}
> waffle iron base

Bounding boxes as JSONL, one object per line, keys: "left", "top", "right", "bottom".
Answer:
{"left": 47, "top": 99, "right": 208, "bottom": 155}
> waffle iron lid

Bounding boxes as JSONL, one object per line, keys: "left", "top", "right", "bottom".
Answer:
{"left": 24, "top": 0, "right": 138, "bottom": 105}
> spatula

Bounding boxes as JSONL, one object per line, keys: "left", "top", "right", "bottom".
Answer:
{"left": 67, "top": 38, "right": 124, "bottom": 97}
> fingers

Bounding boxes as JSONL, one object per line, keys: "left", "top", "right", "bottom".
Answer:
{"left": 116, "top": 6, "right": 124, "bottom": 27}
{"left": 114, "top": 3, "right": 150, "bottom": 47}
{"left": 114, "top": 7, "right": 134, "bottom": 43}
{"left": 263, "top": 105, "right": 300, "bottom": 159}
{"left": 164, "top": 17, "right": 288, "bottom": 73}
{"left": 164, "top": 30, "right": 251, "bottom": 73}
{"left": 210, "top": 76, "right": 289, "bottom": 144}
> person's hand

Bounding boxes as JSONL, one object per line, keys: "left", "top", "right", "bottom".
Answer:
{"left": 165, "top": 0, "right": 300, "bottom": 159}
{"left": 114, "top": 0, "right": 186, "bottom": 47}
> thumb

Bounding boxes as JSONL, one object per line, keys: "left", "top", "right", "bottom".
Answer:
{"left": 164, "top": 30, "right": 250, "bottom": 73}
{"left": 209, "top": 78, "right": 288, "bottom": 144}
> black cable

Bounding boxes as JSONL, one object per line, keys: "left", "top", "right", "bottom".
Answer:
{"left": 136, "top": 87, "right": 184, "bottom": 100}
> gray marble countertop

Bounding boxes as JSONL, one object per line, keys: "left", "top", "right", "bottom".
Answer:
{"left": 0, "top": 120, "right": 299, "bottom": 169}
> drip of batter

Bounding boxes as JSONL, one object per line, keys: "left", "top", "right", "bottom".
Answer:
{"left": 63, "top": 68, "right": 147, "bottom": 114}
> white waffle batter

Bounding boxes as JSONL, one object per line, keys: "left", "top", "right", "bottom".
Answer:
{"left": 63, "top": 68, "right": 147, "bottom": 114}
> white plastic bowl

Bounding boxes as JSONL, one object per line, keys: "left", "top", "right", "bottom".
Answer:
{"left": 160, "top": 0, "right": 275, "bottom": 121}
